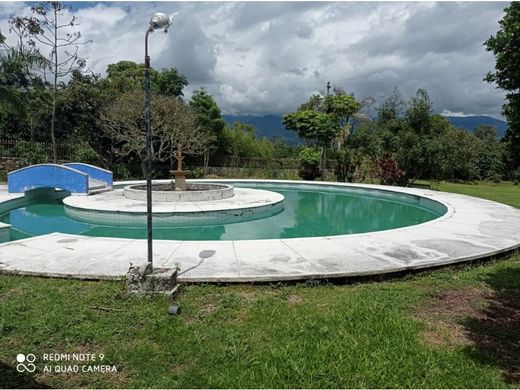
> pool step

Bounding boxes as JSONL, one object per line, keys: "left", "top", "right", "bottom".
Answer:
{"left": 88, "top": 178, "right": 112, "bottom": 195}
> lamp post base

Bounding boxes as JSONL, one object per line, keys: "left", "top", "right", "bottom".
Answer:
{"left": 126, "top": 262, "right": 179, "bottom": 296}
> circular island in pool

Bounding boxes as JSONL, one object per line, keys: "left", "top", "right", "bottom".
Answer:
{"left": 0, "top": 179, "right": 519, "bottom": 282}
{"left": 123, "top": 182, "right": 235, "bottom": 202}
{"left": 63, "top": 183, "right": 285, "bottom": 228}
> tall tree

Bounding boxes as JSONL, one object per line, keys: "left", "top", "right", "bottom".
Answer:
{"left": 0, "top": 15, "right": 47, "bottom": 139}
{"left": 100, "top": 91, "right": 210, "bottom": 176}
{"left": 405, "top": 88, "right": 433, "bottom": 135}
{"left": 284, "top": 84, "right": 362, "bottom": 178}
{"left": 474, "top": 125, "right": 499, "bottom": 143}
{"left": 189, "top": 88, "right": 225, "bottom": 173}
{"left": 57, "top": 70, "right": 110, "bottom": 163}
{"left": 30, "top": 1, "right": 91, "bottom": 163}
{"left": 485, "top": 2, "right": 520, "bottom": 174}
{"left": 106, "top": 60, "right": 188, "bottom": 97}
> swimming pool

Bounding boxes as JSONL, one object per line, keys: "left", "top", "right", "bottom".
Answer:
{"left": 0, "top": 182, "right": 447, "bottom": 241}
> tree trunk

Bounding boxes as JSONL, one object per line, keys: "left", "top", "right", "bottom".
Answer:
{"left": 203, "top": 150, "right": 209, "bottom": 177}
{"left": 51, "top": 89, "right": 57, "bottom": 163}
{"left": 141, "top": 160, "right": 147, "bottom": 178}
{"left": 320, "top": 147, "right": 327, "bottom": 180}
{"left": 51, "top": 9, "right": 58, "bottom": 164}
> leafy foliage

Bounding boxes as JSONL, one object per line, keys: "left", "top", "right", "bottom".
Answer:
{"left": 298, "top": 147, "right": 321, "bottom": 181}
{"left": 222, "top": 122, "right": 282, "bottom": 158}
{"left": 0, "top": 3, "right": 513, "bottom": 186}
{"left": 324, "top": 94, "right": 361, "bottom": 126}
{"left": 100, "top": 91, "right": 209, "bottom": 175}
{"left": 485, "top": 2, "right": 520, "bottom": 173}
{"left": 283, "top": 110, "right": 339, "bottom": 147}
{"left": 106, "top": 61, "right": 188, "bottom": 97}
{"left": 29, "top": 1, "right": 92, "bottom": 162}
{"left": 373, "top": 155, "right": 403, "bottom": 185}
{"left": 189, "top": 87, "right": 226, "bottom": 172}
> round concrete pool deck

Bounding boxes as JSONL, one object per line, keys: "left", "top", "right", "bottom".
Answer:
{"left": 63, "top": 186, "right": 284, "bottom": 213}
{"left": 0, "top": 180, "right": 519, "bottom": 282}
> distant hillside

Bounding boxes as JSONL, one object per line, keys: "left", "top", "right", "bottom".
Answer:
{"left": 223, "top": 114, "right": 509, "bottom": 144}
{"left": 223, "top": 114, "right": 305, "bottom": 145}
{"left": 444, "top": 115, "right": 508, "bottom": 138}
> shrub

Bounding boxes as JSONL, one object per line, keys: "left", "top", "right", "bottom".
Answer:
{"left": 352, "top": 157, "right": 377, "bottom": 183}
{"left": 69, "top": 140, "right": 100, "bottom": 165}
{"left": 11, "top": 140, "right": 49, "bottom": 164}
{"left": 298, "top": 147, "right": 321, "bottom": 181}
{"left": 373, "top": 155, "right": 404, "bottom": 185}
{"left": 111, "top": 163, "right": 134, "bottom": 181}
{"left": 187, "top": 167, "right": 204, "bottom": 179}
{"left": 490, "top": 173, "right": 502, "bottom": 183}
{"left": 511, "top": 169, "right": 520, "bottom": 182}
{"left": 335, "top": 149, "right": 351, "bottom": 182}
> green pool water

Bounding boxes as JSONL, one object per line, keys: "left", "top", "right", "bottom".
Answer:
{"left": 0, "top": 183, "right": 447, "bottom": 241}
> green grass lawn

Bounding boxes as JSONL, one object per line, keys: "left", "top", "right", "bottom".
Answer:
{"left": 429, "top": 180, "right": 520, "bottom": 209}
{"left": 1, "top": 181, "right": 519, "bottom": 388}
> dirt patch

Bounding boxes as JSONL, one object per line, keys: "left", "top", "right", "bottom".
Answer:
{"left": 416, "top": 282, "right": 520, "bottom": 383}
{"left": 200, "top": 303, "right": 218, "bottom": 314}
{"left": 0, "top": 287, "right": 24, "bottom": 302}
{"left": 465, "top": 288, "right": 520, "bottom": 384}
{"left": 237, "top": 291, "right": 258, "bottom": 302}
{"left": 414, "top": 287, "right": 491, "bottom": 347}
{"left": 287, "top": 294, "right": 304, "bottom": 304}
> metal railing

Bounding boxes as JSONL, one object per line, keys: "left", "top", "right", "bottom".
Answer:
{"left": 0, "top": 139, "right": 74, "bottom": 161}
{"left": 208, "top": 156, "right": 338, "bottom": 170}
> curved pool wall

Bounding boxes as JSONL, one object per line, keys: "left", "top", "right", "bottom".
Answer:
{"left": 63, "top": 197, "right": 285, "bottom": 227}
{"left": 0, "top": 180, "right": 448, "bottom": 241}
{"left": 113, "top": 180, "right": 447, "bottom": 217}
{"left": 0, "top": 187, "right": 71, "bottom": 243}
{"left": 123, "top": 183, "right": 234, "bottom": 202}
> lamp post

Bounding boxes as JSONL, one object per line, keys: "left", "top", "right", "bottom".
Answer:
{"left": 144, "top": 12, "right": 171, "bottom": 268}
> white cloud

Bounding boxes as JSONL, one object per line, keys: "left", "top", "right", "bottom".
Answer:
{"left": 0, "top": 1, "right": 509, "bottom": 118}
{"left": 441, "top": 110, "right": 480, "bottom": 118}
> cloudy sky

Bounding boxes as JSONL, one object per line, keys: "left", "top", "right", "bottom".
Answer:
{"left": 0, "top": 1, "right": 509, "bottom": 118}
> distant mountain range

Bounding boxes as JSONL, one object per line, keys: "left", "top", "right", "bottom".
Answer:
{"left": 443, "top": 115, "right": 508, "bottom": 138}
{"left": 223, "top": 114, "right": 305, "bottom": 145}
{"left": 223, "top": 114, "right": 508, "bottom": 145}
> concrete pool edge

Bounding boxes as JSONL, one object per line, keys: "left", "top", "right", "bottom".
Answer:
{"left": 0, "top": 180, "right": 519, "bottom": 282}
{"left": 61, "top": 186, "right": 286, "bottom": 227}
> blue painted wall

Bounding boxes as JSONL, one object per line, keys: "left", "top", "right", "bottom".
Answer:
{"left": 63, "top": 163, "right": 113, "bottom": 187}
{"left": 8, "top": 164, "right": 89, "bottom": 193}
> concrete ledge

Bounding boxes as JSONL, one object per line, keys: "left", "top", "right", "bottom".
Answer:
{"left": 62, "top": 187, "right": 285, "bottom": 227}
{"left": 124, "top": 182, "right": 234, "bottom": 202}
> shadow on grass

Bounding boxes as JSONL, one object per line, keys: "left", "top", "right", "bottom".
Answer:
{"left": 0, "top": 362, "right": 51, "bottom": 389}
{"left": 462, "top": 266, "right": 520, "bottom": 384}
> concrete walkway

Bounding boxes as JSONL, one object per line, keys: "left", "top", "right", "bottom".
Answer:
{"left": 0, "top": 180, "right": 519, "bottom": 282}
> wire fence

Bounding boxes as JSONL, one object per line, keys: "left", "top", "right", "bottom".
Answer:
{"left": 207, "top": 156, "right": 338, "bottom": 170}
{"left": 0, "top": 139, "right": 74, "bottom": 161}
{"left": 0, "top": 139, "right": 340, "bottom": 181}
